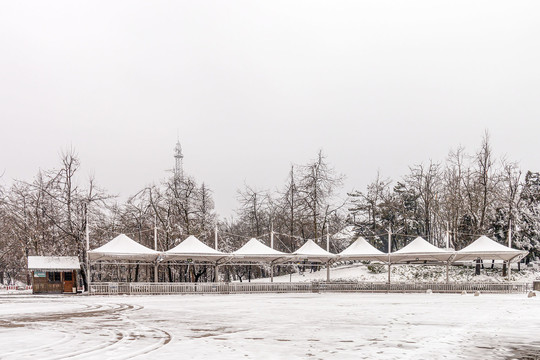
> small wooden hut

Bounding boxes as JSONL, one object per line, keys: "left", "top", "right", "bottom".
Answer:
{"left": 28, "top": 256, "right": 80, "bottom": 294}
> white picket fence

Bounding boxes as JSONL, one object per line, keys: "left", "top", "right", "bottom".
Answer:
{"left": 0, "top": 285, "right": 32, "bottom": 291}
{"left": 89, "top": 281, "right": 531, "bottom": 295}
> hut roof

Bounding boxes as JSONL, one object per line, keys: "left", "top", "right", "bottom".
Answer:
{"left": 28, "top": 256, "right": 80, "bottom": 271}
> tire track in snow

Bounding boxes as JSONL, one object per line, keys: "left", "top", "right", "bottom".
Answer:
{"left": 1, "top": 302, "right": 170, "bottom": 360}
{"left": 1, "top": 303, "right": 125, "bottom": 359}
{"left": 0, "top": 330, "right": 77, "bottom": 357}
{"left": 108, "top": 327, "right": 172, "bottom": 360}
{"left": 35, "top": 329, "right": 127, "bottom": 360}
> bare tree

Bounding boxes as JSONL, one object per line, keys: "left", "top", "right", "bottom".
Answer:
{"left": 349, "top": 171, "right": 391, "bottom": 233}
{"left": 236, "top": 184, "right": 269, "bottom": 237}
{"left": 406, "top": 161, "right": 442, "bottom": 243}
{"left": 298, "top": 150, "right": 344, "bottom": 241}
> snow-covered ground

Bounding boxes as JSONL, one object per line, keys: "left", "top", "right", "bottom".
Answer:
{"left": 0, "top": 292, "right": 538, "bottom": 359}
{"left": 251, "top": 262, "right": 540, "bottom": 283}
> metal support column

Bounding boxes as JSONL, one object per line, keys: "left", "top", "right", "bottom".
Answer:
{"left": 326, "top": 261, "right": 330, "bottom": 282}
{"left": 387, "top": 227, "right": 392, "bottom": 284}
{"left": 85, "top": 212, "right": 91, "bottom": 292}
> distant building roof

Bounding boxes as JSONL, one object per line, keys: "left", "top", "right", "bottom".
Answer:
{"left": 28, "top": 256, "right": 80, "bottom": 271}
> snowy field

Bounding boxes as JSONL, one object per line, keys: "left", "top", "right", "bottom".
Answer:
{"left": 0, "top": 293, "right": 538, "bottom": 359}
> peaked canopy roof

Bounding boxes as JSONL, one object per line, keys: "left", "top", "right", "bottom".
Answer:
{"left": 293, "top": 239, "right": 336, "bottom": 262}
{"left": 28, "top": 256, "right": 80, "bottom": 271}
{"left": 389, "top": 237, "right": 455, "bottom": 263}
{"left": 164, "top": 235, "right": 227, "bottom": 262}
{"left": 88, "top": 234, "right": 160, "bottom": 261}
{"left": 453, "top": 235, "right": 528, "bottom": 262}
{"left": 232, "top": 238, "right": 290, "bottom": 263}
{"left": 338, "top": 237, "right": 388, "bottom": 262}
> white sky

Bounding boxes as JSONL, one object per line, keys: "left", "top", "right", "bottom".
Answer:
{"left": 1, "top": 1, "right": 539, "bottom": 218}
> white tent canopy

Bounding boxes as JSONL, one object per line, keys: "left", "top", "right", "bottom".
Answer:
{"left": 28, "top": 256, "right": 80, "bottom": 271}
{"left": 164, "top": 235, "right": 227, "bottom": 262}
{"left": 338, "top": 237, "right": 388, "bottom": 262}
{"left": 389, "top": 237, "right": 455, "bottom": 263}
{"left": 453, "top": 236, "right": 528, "bottom": 262}
{"left": 232, "top": 238, "right": 291, "bottom": 263}
{"left": 88, "top": 234, "right": 160, "bottom": 261}
{"left": 293, "top": 239, "right": 336, "bottom": 263}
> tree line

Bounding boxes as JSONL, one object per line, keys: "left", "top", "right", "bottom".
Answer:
{"left": 1, "top": 133, "right": 539, "bottom": 287}
{"left": 349, "top": 133, "right": 540, "bottom": 259}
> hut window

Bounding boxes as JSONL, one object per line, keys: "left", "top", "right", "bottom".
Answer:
{"left": 48, "top": 272, "right": 61, "bottom": 282}
{"left": 65, "top": 272, "right": 73, "bottom": 281}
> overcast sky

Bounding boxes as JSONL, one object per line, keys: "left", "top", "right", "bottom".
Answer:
{"left": 1, "top": 1, "right": 539, "bottom": 218}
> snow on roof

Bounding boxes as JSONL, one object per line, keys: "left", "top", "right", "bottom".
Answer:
{"left": 88, "top": 234, "right": 159, "bottom": 261}
{"left": 454, "top": 235, "right": 528, "bottom": 262}
{"left": 293, "top": 239, "right": 335, "bottom": 262}
{"left": 390, "top": 237, "right": 454, "bottom": 263}
{"left": 393, "top": 237, "right": 449, "bottom": 254}
{"left": 164, "top": 235, "right": 226, "bottom": 262}
{"left": 332, "top": 226, "right": 356, "bottom": 240}
{"left": 338, "top": 237, "right": 388, "bottom": 262}
{"left": 231, "top": 238, "right": 289, "bottom": 263}
{"left": 28, "top": 256, "right": 80, "bottom": 271}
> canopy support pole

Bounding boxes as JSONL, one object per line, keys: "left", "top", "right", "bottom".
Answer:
{"left": 154, "top": 216, "right": 159, "bottom": 283}
{"left": 387, "top": 227, "right": 391, "bottom": 285}
{"left": 326, "top": 261, "right": 330, "bottom": 282}
{"left": 214, "top": 263, "right": 219, "bottom": 282}
{"left": 445, "top": 222, "right": 450, "bottom": 249}
{"left": 270, "top": 226, "right": 275, "bottom": 283}
{"left": 271, "top": 223, "right": 274, "bottom": 249}
{"left": 446, "top": 261, "right": 449, "bottom": 284}
{"left": 85, "top": 210, "right": 91, "bottom": 292}
{"left": 154, "top": 215, "right": 158, "bottom": 251}
{"left": 326, "top": 226, "right": 331, "bottom": 282}
{"left": 508, "top": 221, "right": 512, "bottom": 282}
{"left": 215, "top": 225, "right": 218, "bottom": 250}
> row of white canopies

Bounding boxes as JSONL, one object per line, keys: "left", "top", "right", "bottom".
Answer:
{"left": 88, "top": 233, "right": 528, "bottom": 265}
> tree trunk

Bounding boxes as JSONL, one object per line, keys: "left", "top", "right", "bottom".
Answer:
{"left": 80, "top": 264, "right": 88, "bottom": 291}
